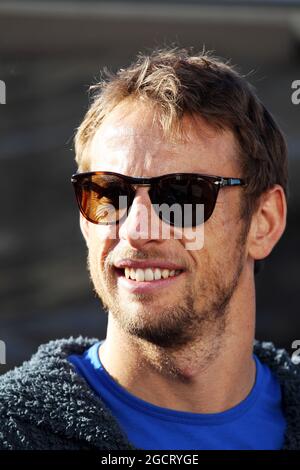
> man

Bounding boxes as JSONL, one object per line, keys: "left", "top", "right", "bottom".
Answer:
{"left": 0, "top": 47, "right": 299, "bottom": 450}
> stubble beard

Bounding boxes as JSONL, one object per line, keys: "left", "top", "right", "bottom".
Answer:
{"left": 87, "top": 234, "right": 246, "bottom": 356}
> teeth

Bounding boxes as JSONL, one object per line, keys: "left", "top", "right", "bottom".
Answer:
{"left": 125, "top": 267, "right": 130, "bottom": 279}
{"left": 161, "top": 269, "right": 170, "bottom": 279}
{"left": 135, "top": 268, "right": 144, "bottom": 282}
{"left": 122, "top": 267, "right": 182, "bottom": 282}
{"left": 154, "top": 268, "right": 162, "bottom": 280}
{"left": 130, "top": 268, "right": 136, "bottom": 280}
{"left": 144, "top": 268, "right": 154, "bottom": 281}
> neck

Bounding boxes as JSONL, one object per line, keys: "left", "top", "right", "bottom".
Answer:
{"left": 99, "top": 278, "right": 256, "bottom": 414}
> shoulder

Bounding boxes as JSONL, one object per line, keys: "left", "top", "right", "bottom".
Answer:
{"left": 254, "top": 339, "right": 300, "bottom": 450}
{"left": 254, "top": 339, "right": 300, "bottom": 380}
{"left": 0, "top": 336, "right": 98, "bottom": 449}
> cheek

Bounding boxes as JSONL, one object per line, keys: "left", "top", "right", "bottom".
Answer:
{"left": 94, "top": 224, "right": 118, "bottom": 243}
{"left": 186, "top": 216, "right": 236, "bottom": 268}
{"left": 205, "top": 219, "right": 234, "bottom": 258}
{"left": 89, "top": 225, "right": 118, "bottom": 266}
{"left": 208, "top": 194, "right": 242, "bottom": 243}
{"left": 180, "top": 226, "right": 205, "bottom": 252}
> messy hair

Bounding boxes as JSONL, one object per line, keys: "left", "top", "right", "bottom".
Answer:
{"left": 74, "top": 47, "right": 288, "bottom": 223}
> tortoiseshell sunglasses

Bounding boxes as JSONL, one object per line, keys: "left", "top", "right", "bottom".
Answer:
{"left": 71, "top": 171, "right": 247, "bottom": 227}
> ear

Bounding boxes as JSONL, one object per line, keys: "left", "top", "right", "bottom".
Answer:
{"left": 248, "top": 185, "right": 287, "bottom": 261}
{"left": 79, "top": 213, "right": 90, "bottom": 247}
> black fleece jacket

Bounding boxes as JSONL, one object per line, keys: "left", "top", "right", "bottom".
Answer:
{"left": 0, "top": 336, "right": 299, "bottom": 450}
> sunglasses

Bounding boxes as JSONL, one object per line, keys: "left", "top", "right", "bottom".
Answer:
{"left": 71, "top": 171, "right": 247, "bottom": 228}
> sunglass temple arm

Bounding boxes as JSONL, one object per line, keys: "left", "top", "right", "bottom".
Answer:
{"left": 217, "top": 178, "right": 245, "bottom": 187}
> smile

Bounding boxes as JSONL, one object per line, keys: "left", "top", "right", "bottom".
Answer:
{"left": 124, "top": 267, "right": 182, "bottom": 282}
{"left": 114, "top": 267, "right": 185, "bottom": 293}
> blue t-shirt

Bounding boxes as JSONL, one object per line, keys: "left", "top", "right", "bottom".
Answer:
{"left": 68, "top": 341, "right": 286, "bottom": 450}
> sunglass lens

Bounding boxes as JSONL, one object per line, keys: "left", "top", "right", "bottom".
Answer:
{"left": 74, "top": 174, "right": 132, "bottom": 224}
{"left": 150, "top": 175, "right": 217, "bottom": 227}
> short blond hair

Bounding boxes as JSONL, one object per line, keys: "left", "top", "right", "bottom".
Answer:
{"left": 74, "top": 47, "right": 288, "bottom": 218}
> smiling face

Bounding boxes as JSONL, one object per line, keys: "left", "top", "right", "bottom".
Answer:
{"left": 80, "top": 100, "right": 250, "bottom": 350}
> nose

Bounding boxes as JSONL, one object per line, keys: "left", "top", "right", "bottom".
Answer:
{"left": 118, "top": 187, "right": 162, "bottom": 250}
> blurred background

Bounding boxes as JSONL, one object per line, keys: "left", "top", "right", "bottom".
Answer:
{"left": 0, "top": 0, "right": 299, "bottom": 373}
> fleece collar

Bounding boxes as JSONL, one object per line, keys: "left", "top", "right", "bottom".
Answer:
{"left": 5, "top": 336, "right": 135, "bottom": 450}
{"left": 253, "top": 340, "right": 300, "bottom": 450}
{"left": 10, "top": 336, "right": 300, "bottom": 450}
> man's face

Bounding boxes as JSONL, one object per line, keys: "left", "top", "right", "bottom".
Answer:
{"left": 82, "top": 101, "right": 249, "bottom": 350}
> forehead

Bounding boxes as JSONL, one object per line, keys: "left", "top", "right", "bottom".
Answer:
{"left": 87, "top": 101, "right": 241, "bottom": 177}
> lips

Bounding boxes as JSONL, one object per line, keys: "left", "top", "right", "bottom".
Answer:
{"left": 114, "top": 260, "right": 185, "bottom": 283}
{"left": 115, "top": 268, "right": 185, "bottom": 293}
{"left": 125, "top": 266, "right": 182, "bottom": 281}
{"left": 114, "top": 259, "right": 185, "bottom": 271}
{"left": 113, "top": 259, "right": 185, "bottom": 293}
